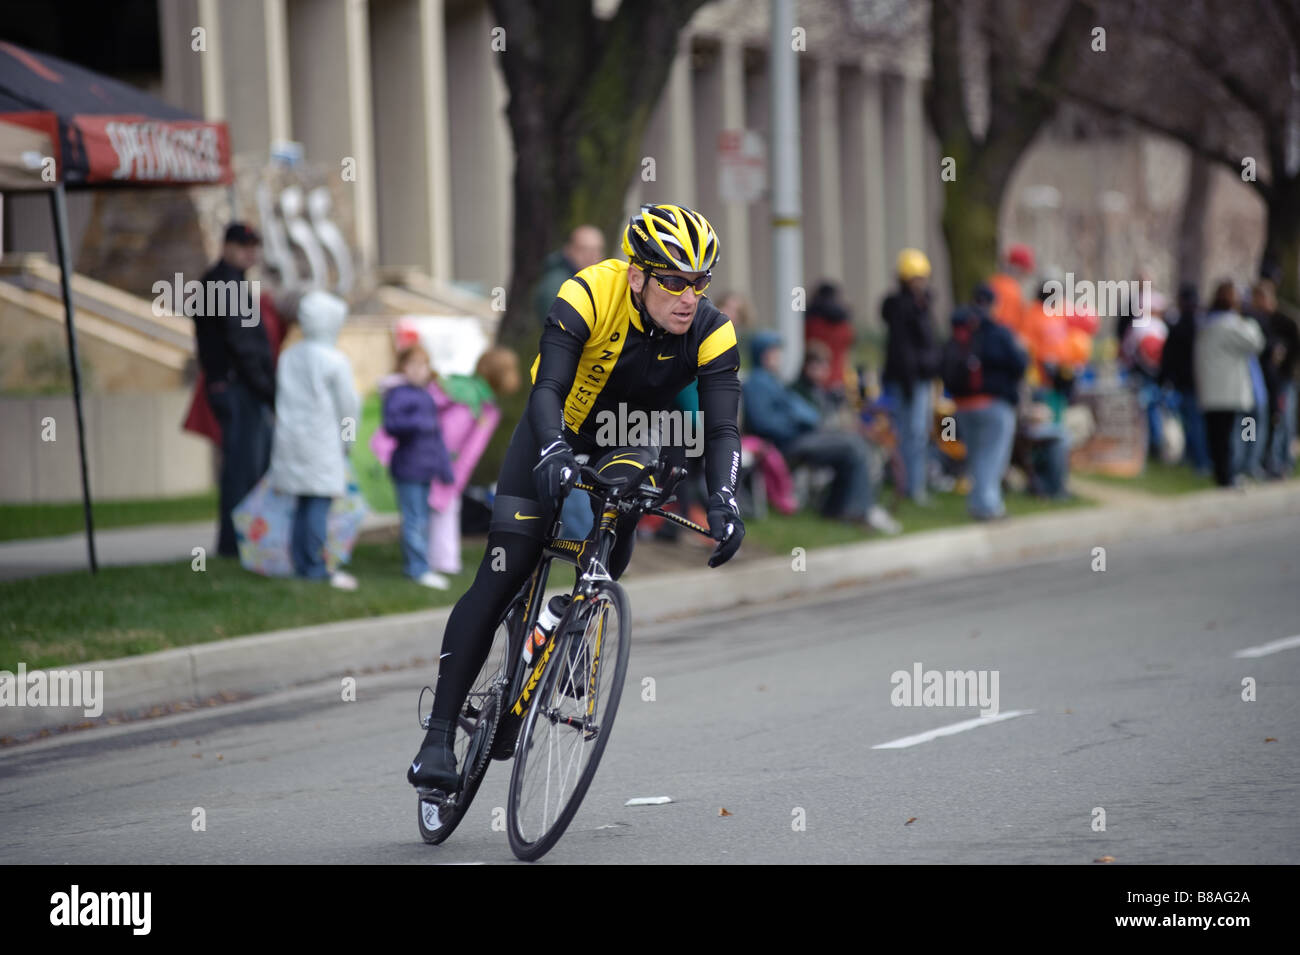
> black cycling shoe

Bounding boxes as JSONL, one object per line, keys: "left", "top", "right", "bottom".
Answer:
{"left": 407, "top": 717, "right": 459, "bottom": 792}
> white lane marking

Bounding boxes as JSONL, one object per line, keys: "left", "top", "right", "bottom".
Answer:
{"left": 1233, "top": 635, "right": 1300, "bottom": 659}
{"left": 872, "top": 710, "right": 1034, "bottom": 749}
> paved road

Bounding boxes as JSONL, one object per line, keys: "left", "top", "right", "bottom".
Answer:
{"left": 2, "top": 515, "right": 1297, "bottom": 864}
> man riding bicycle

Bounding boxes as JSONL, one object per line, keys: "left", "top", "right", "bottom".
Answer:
{"left": 407, "top": 202, "right": 745, "bottom": 792}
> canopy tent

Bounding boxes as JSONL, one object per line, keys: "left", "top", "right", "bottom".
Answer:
{"left": 0, "top": 41, "right": 232, "bottom": 573}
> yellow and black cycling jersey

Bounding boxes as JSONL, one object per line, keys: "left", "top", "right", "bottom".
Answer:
{"left": 528, "top": 257, "right": 742, "bottom": 497}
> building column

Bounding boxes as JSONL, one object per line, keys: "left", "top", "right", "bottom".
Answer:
{"left": 287, "top": 0, "right": 379, "bottom": 274}
{"left": 744, "top": 50, "right": 772, "bottom": 326}
{"left": 424, "top": 0, "right": 452, "bottom": 281}
{"left": 717, "top": 35, "right": 751, "bottom": 301}
{"left": 159, "top": 0, "right": 207, "bottom": 117}
{"left": 369, "top": 0, "right": 451, "bottom": 280}
{"left": 630, "top": 39, "right": 697, "bottom": 231}
{"left": 899, "top": 67, "right": 928, "bottom": 252}
{"left": 263, "top": 0, "right": 292, "bottom": 144}
{"left": 445, "top": 0, "right": 511, "bottom": 294}
{"left": 857, "top": 60, "right": 889, "bottom": 324}
{"left": 802, "top": 57, "right": 843, "bottom": 287}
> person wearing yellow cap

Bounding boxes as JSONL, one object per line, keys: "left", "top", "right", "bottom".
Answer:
{"left": 881, "top": 249, "right": 939, "bottom": 503}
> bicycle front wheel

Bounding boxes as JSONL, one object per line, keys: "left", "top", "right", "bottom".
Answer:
{"left": 506, "top": 581, "right": 631, "bottom": 861}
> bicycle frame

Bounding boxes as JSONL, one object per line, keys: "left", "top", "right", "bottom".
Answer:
{"left": 502, "top": 457, "right": 711, "bottom": 723}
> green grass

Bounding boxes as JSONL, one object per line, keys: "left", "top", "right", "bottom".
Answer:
{"left": 0, "top": 539, "right": 481, "bottom": 672}
{"left": 3, "top": 484, "right": 1096, "bottom": 671}
{"left": 1083, "top": 457, "right": 1297, "bottom": 495}
{"left": 1081, "top": 460, "right": 1215, "bottom": 495}
{"left": 0, "top": 492, "right": 219, "bottom": 543}
{"left": 744, "top": 489, "right": 1094, "bottom": 556}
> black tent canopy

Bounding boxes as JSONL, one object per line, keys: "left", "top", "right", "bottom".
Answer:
{"left": 0, "top": 41, "right": 232, "bottom": 572}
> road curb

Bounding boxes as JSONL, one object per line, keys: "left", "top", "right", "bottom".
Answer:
{"left": 3, "top": 481, "right": 1297, "bottom": 739}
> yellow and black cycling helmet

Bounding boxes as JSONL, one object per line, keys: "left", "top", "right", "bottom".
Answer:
{"left": 622, "top": 203, "right": 720, "bottom": 273}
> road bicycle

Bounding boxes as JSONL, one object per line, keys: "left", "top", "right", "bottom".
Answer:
{"left": 413, "top": 444, "right": 719, "bottom": 861}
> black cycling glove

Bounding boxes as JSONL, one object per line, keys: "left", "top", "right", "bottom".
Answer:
{"left": 706, "top": 488, "right": 745, "bottom": 568}
{"left": 533, "top": 438, "right": 578, "bottom": 508}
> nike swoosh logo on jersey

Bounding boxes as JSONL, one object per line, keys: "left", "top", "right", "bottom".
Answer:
{"left": 515, "top": 512, "right": 540, "bottom": 520}
{"left": 657, "top": 354, "right": 672, "bottom": 360}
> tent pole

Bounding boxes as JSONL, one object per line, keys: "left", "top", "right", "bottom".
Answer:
{"left": 49, "top": 183, "right": 97, "bottom": 573}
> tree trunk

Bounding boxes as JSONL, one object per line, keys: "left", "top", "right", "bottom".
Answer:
{"left": 940, "top": 144, "right": 1004, "bottom": 305}
{"left": 1176, "top": 148, "right": 1211, "bottom": 291}
{"left": 489, "top": 0, "right": 707, "bottom": 354}
{"left": 1263, "top": 172, "right": 1300, "bottom": 306}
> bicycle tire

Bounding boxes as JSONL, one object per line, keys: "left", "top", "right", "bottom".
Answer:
{"left": 417, "top": 597, "right": 519, "bottom": 845}
{"left": 506, "top": 580, "right": 632, "bottom": 861}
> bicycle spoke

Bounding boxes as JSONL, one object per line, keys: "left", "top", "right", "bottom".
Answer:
{"left": 510, "top": 585, "right": 629, "bottom": 856}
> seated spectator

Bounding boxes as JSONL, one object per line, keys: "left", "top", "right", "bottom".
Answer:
{"left": 743, "top": 332, "right": 900, "bottom": 534}
{"left": 804, "top": 281, "right": 855, "bottom": 397}
{"left": 941, "top": 285, "right": 1028, "bottom": 520}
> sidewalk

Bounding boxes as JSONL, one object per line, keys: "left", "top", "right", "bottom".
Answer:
{"left": 3, "top": 477, "right": 1297, "bottom": 740}
{"left": 0, "top": 512, "right": 401, "bottom": 581}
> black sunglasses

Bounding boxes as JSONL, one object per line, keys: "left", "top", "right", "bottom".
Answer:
{"left": 646, "top": 269, "right": 712, "bottom": 295}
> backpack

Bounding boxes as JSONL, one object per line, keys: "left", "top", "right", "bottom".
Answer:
{"left": 942, "top": 319, "right": 985, "bottom": 397}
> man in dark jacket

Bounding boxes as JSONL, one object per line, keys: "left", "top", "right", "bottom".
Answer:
{"left": 532, "top": 225, "right": 606, "bottom": 327}
{"left": 193, "top": 223, "right": 275, "bottom": 557}
{"left": 1159, "top": 282, "right": 1209, "bottom": 473}
{"left": 881, "top": 248, "right": 939, "bottom": 503}
{"left": 942, "top": 284, "right": 1027, "bottom": 519}
{"left": 1250, "top": 278, "right": 1300, "bottom": 477}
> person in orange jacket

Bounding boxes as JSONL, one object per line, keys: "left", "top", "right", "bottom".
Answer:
{"left": 988, "top": 243, "right": 1035, "bottom": 339}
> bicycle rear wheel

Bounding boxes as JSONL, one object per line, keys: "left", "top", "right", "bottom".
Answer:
{"left": 417, "top": 597, "right": 518, "bottom": 845}
{"left": 506, "top": 581, "right": 631, "bottom": 861}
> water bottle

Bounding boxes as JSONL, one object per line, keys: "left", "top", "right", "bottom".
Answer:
{"left": 522, "top": 595, "right": 570, "bottom": 666}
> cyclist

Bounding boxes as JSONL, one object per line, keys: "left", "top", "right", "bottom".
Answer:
{"left": 408, "top": 203, "right": 746, "bottom": 792}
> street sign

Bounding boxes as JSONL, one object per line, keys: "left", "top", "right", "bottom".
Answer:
{"left": 718, "top": 129, "right": 765, "bottom": 203}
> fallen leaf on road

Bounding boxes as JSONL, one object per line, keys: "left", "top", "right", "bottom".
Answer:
{"left": 217, "top": 754, "right": 224, "bottom": 761}
{"left": 192, "top": 753, "right": 201, "bottom": 759}
{"left": 1265, "top": 737, "right": 1277, "bottom": 743}
{"left": 1093, "top": 855, "right": 1115, "bottom": 864}
{"left": 905, "top": 817, "right": 917, "bottom": 825}
{"left": 719, "top": 807, "right": 732, "bottom": 817}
